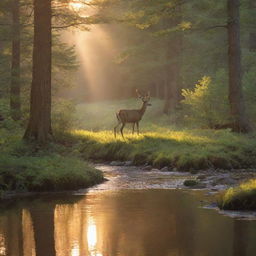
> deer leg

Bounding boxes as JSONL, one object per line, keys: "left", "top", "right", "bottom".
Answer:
{"left": 132, "top": 123, "right": 135, "bottom": 135}
{"left": 114, "top": 121, "right": 121, "bottom": 138}
{"left": 120, "top": 123, "right": 126, "bottom": 139}
{"left": 136, "top": 122, "right": 139, "bottom": 135}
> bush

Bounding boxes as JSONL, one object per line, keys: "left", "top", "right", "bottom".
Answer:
{"left": 218, "top": 179, "right": 256, "bottom": 210}
{"left": 181, "top": 70, "right": 230, "bottom": 128}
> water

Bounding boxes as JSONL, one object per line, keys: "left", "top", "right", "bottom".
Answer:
{"left": 1, "top": 165, "right": 256, "bottom": 256}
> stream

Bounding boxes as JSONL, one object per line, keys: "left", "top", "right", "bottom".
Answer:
{"left": 1, "top": 165, "right": 256, "bottom": 256}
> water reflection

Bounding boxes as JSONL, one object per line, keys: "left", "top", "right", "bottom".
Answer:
{"left": 0, "top": 191, "right": 255, "bottom": 256}
{"left": 22, "top": 209, "right": 35, "bottom": 256}
{"left": 0, "top": 234, "right": 6, "bottom": 256}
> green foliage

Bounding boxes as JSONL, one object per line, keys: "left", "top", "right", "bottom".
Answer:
{"left": 219, "top": 179, "right": 256, "bottom": 210}
{"left": 181, "top": 70, "right": 230, "bottom": 127}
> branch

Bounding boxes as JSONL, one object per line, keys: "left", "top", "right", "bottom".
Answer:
{"left": 52, "top": 22, "right": 90, "bottom": 30}
{"left": 204, "top": 24, "right": 227, "bottom": 30}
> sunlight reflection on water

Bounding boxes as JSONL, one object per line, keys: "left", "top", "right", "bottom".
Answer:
{"left": 87, "top": 217, "right": 103, "bottom": 256}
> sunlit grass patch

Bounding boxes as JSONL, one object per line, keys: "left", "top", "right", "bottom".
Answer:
{"left": 65, "top": 128, "right": 256, "bottom": 170}
{"left": 219, "top": 179, "right": 256, "bottom": 210}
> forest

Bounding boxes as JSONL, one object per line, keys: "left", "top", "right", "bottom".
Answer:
{"left": 0, "top": 0, "right": 256, "bottom": 255}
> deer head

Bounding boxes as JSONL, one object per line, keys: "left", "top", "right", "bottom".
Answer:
{"left": 136, "top": 89, "right": 152, "bottom": 106}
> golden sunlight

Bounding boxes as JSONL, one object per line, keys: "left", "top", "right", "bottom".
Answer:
{"left": 69, "top": 0, "right": 91, "bottom": 11}
{"left": 87, "top": 218, "right": 103, "bottom": 256}
{"left": 87, "top": 222, "right": 97, "bottom": 250}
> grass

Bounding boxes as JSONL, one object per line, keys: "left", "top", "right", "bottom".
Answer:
{"left": 218, "top": 179, "right": 256, "bottom": 210}
{"left": 0, "top": 153, "right": 103, "bottom": 193}
{"left": 0, "top": 121, "right": 104, "bottom": 196}
{"left": 70, "top": 99, "right": 256, "bottom": 170}
{"left": 57, "top": 128, "right": 256, "bottom": 171}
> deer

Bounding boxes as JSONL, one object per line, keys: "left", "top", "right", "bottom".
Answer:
{"left": 114, "top": 89, "right": 151, "bottom": 138}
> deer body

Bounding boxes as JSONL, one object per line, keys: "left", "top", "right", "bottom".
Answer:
{"left": 114, "top": 90, "right": 151, "bottom": 138}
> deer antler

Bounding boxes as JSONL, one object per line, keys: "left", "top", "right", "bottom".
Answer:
{"left": 136, "top": 89, "right": 142, "bottom": 98}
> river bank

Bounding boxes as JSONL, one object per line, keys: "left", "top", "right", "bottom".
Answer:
{"left": 63, "top": 129, "right": 256, "bottom": 171}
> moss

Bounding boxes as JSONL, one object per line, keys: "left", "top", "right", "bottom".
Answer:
{"left": 218, "top": 179, "right": 256, "bottom": 210}
{"left": 184, "top": 180, "right": 199, "bottom": 187}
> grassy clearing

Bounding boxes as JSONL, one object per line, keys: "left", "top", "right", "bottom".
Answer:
{"left": 0, "top": 124, "right": 104, "bottom": 195}
{"left": 219, "top": 179, "right": 256, "bottom": 210}
{"left": 71, "top": 99, "right": 256, "bottom": 170}
{"left": 58, "top": 129, "right": 256, "bottom": 170}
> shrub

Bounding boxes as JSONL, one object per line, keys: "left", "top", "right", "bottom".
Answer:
{"left": 181, "top": 70, "right": 230, "bottom": 128}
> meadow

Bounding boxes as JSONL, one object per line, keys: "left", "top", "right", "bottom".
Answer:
{"left": 68, "top": 99, "right": 256, "bottom": 171}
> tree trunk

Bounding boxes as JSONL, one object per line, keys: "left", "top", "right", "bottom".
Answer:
{"left": 24, "top": 0, "right": 52, "bottom": 142}
{"left": 10, "top": 0, "right": 21, "bottom": 121}
{"left": 227, "top": 0, "right": 251, "bottom": 132}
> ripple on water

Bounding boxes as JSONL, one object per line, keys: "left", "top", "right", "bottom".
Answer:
{"left": 88, "top": 165, "right": 194, "bottom": 192}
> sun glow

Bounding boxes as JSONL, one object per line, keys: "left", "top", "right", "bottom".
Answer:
{"left": 87, "top": 218, "right": 103, "bottom": 256}
{"left": 69, "top": 0, "right": 92, "bottom": 10}
{"left": 87, "top": 220, "right": 97, "bottom": 250}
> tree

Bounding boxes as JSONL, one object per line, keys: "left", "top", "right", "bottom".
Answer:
{"left": 227, "top": 0, "right": 251, "bottom": 132}
{"left": 24, "top": 0, "right": 52, "bottom": 142}
{"left": 10, "top": 0, "right": 21, "bottom": 121}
